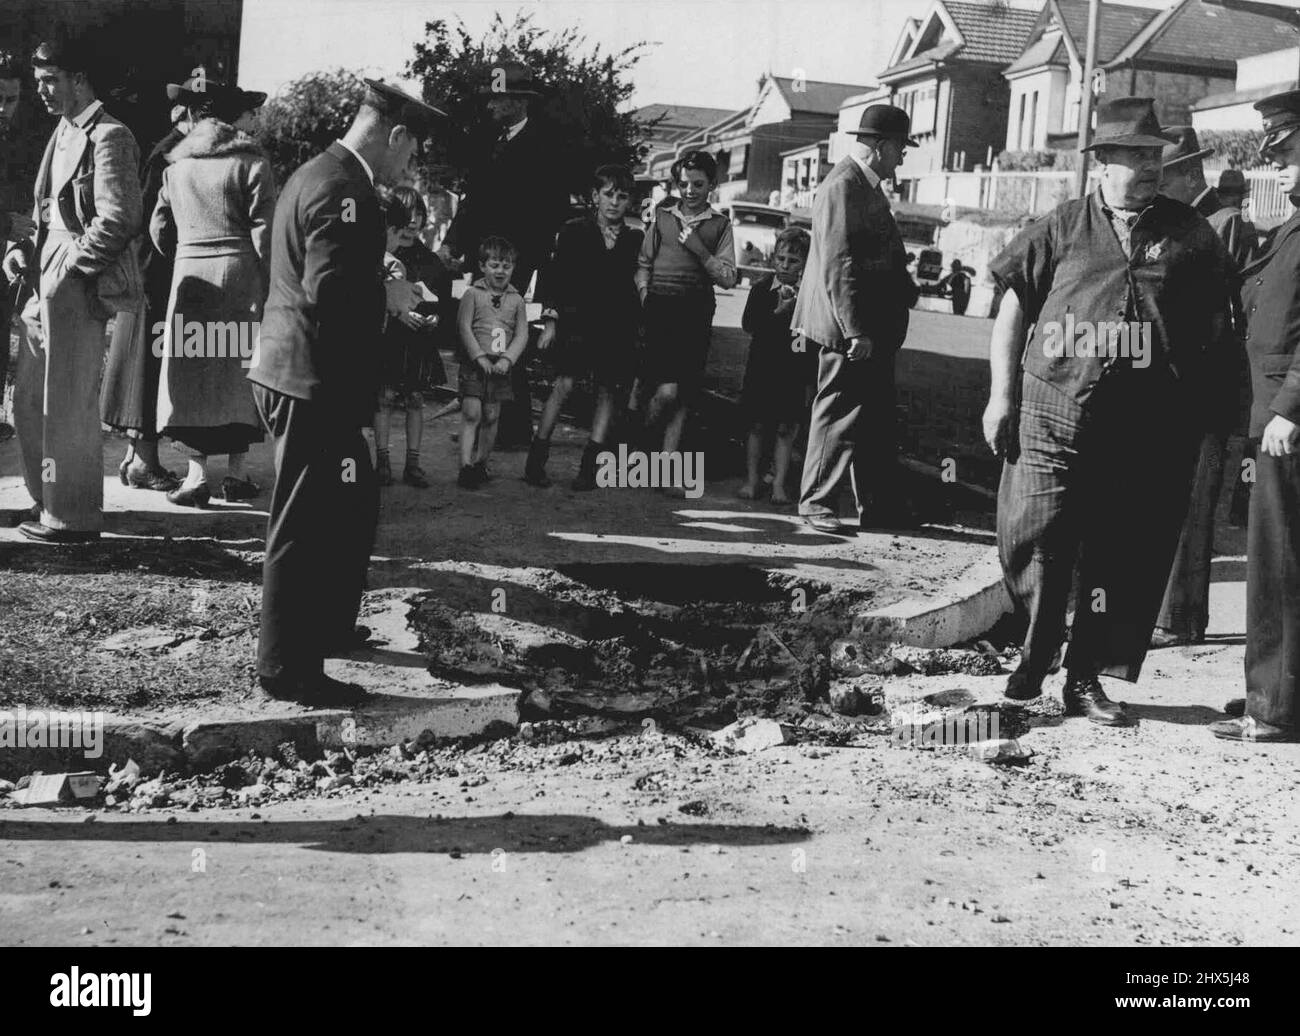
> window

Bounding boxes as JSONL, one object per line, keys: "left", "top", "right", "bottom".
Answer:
{"left": 911, "top": 85, "right": 937, "bottom": 135}
{"left": 1017, "top": 93, "right": 1028, "bottom": 150}
{"left": 1029, "top": 90, "right": 1040, "bottom": 149}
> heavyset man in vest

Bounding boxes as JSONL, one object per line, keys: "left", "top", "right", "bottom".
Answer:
{"left": 984, "top": 98, "right": 1238, "bottom": 727}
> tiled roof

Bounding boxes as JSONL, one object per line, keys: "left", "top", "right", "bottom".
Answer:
{"left": 880, "top": 0, "right": 1038, "bottom": 79}
{"left": 634, "top": 104, "right": 735, "bottom": 131}
{"left": 943, "top": 2, "right": 1041, "bottom": 64}
{"left": 1053, "top": 0, "right": 1161, "bottom": 66}
{"left": 1004, "top": 32, "right": 1065, "bottom": 75}
{"left": 1108, "top": 0, "right": 1299, "bottom": 70}
{"left": 769, "top": 76, "right": 872, "bottom": 115}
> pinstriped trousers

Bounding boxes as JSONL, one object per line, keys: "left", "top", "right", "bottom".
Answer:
{"left": 997, "top": 371, "right": 1200, "bottom": 683}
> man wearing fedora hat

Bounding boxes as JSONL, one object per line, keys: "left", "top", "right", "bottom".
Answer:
{"left": 1148, "top": 126, "right": 1254, "bottom": 655}
{"left": 246, "top": 79, "right": 442, "bottom": 706}
{"left": 1208, "top": 88, "right": 1300, "bottom": 743}
{"left": 985, "top": 96, "right": 1238, "bottom": 727}
{"left": 440, "top": 60, "right": 570, "bottom": 448}
{"left": 794, "top": 104, "right": 920, "bottom": 534}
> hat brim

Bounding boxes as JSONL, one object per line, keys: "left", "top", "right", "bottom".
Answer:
{"left": 852, "top": 129, "right": 920, "bottom": 148}
{"left": 477, "top": 88, "right": 540, "bottom": 99}
{"left": 1082, "top": 132, "right": 1178, "bottom": 152}
{"left": 1162, "top": 146, "right": 1214, "bottom": 169}
{"left": 1260, "top": 125, "right": 1300, "bottom": 155}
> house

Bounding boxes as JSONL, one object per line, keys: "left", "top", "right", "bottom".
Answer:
{"left": 661, "top": 72, "right": 867, "bottom": 205}
{"left": 1003, "top": 0, "right": 1160, "bottom": 151}
{"left": 778, "top": 140, "right": 829, "bottom": 212}
{"left": 1003, "top": 0, "right": 1297, "bottom": 154}
{"left": 1191, "top": 44, "right": 1299, "bottom": 131}
{"left": 633, "top": 103, "right": 734, "bottom": 180}
{"left": 874, "top": 0, "right": 1040, "bottom": 192}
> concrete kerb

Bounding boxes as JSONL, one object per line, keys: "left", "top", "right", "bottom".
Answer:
{"left": 851, "top": 547, "right": 1010, "bottom": 648}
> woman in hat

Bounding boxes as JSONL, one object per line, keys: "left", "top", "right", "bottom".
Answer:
{"left": 150, "top": 80, "right": 274, "bottom": 506}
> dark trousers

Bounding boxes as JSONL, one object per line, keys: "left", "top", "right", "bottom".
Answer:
{"left": 0, "top": 290, "right": 11, "bottom": 410}
{"left": 496, "top": 260, "right": 536, "bottom": 446}
{"left": 997, "top": 372, "right": 1200, "bottom": 683}
{"left": 798, "top": 344, "right": 899, "bottom": 519}
{"left": 252, "top": 385, "right": 378, "bottom": 682}
{"left": 1156, "top": 431, "right": 1229, "bottom": 639}
{"left": 1245, "top": 451, "right": 1300, "bottom": 729}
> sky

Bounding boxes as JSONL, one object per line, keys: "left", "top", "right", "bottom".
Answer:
{"left": 238, "top": 0, "right": 1167, "bottom": 113}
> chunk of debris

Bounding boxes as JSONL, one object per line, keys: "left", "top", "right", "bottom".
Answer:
{"left": 10, "top": 772, "right": 102, "bottom": 806}
{"left": 712, "top": 717, "right": 792, "bottom": 753}
{"left": 968, "top": 739, "right": 1034, "bottom": 766}
{"left": 104, "top": 759, "right": 141, "bottom": 796}
{"left": 829, "top": 679, "right": 885, "bottom": 717}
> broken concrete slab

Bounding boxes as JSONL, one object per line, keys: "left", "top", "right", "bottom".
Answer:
{"left": 712, "top": 717, "right": 792, "bottom": 753}
{"left": 969, "top": 739, "right": 1034, "bottom": 765}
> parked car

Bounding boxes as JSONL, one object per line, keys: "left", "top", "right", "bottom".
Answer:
{"left": 721, "top": 202, "right": 790, "bottom": 282}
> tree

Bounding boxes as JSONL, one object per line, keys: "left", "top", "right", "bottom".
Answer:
{"left": 254, "top": 68, "right": 368, "bottom": 185}
{"left": 406, "top": 12, "right": 656, "bottom": 194}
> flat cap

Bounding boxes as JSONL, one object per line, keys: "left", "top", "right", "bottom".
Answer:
{"left": 1255, "top": 88, "right": 1300, "bottom": 155}
{"left": 362, "top": 78, "right": 446, "bottom": 139}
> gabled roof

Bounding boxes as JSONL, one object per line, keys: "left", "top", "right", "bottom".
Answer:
{"left": 1005, "top": 0, "right": 1159, "bottom": 76}
{"left": 634, "top": 103, "right": 735, "bottom": 132}
{"left": 880, "top": 0, "right": 1039, "bottom": 80}
{"left": 1104, "top": 0, "right": 1298, "bottom": 75}
{"left": 767, "top": 75, "right": 871, "bottom": 115}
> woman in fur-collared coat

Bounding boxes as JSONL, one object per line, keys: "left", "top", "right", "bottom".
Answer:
{"left": 151, "top": 85, "right": 274, "bottom": 507}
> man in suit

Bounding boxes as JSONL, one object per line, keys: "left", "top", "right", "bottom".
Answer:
{"left": 246, "top": 80, "right": 441, "bottom": 707}
{"left": 0, "top": 50, "right": 41, "bottom": 443}
{"left": 1209, "top": 90, "right": 1300, "bottom": 743}
{"left": 985, "top": 98, "right": 1237, "bottom": 727}
{"left": 2, "top": 37, "right": 142, "bottom": 543}
{"left": 439, "top": 61, "right": 570, "bottom": 448}
{"left": 1150, "top": 127, "right": 1253, "bottom": 652}
{"left": 795, "top": 104, "right": 919, "bottom": 535}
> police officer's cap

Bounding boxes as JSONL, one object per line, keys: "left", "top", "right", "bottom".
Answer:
{"left": 362, "top": 79, "right": 446, "bottom": 140}
{"left": 1255, "top": 89, "right": 1300, "bottom": 156}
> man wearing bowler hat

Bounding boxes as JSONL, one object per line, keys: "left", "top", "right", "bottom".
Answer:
{"left": 1209, "top": 89, "right": 1300, "bottom": 743}
{"left": 795, "top": 104, "right": 920, "bottom": 535}
{"left": 984, "top": 97, "right": 1237, "bottom": 727}
{"left": 1148, "top": 126, "right": 1253, "bottom": 653}
{"left": 246, "top": 79, "right": 443, "bottom": 706}
{"left": 440, "top": 60, "right": 570, "bottom": 448}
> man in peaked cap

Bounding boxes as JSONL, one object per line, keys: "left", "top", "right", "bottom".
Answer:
{"left": 795, "top": 104, "right": 920, "bottom": 535}
{"left": 440, "top": 59, "right": 570, "bottom": 448}
{"left": 246, "top": 78, "right": 443, "bottom": 707}
{"left": 1208, "top": 88, "right": 1300, "bottom": 742}
{"left": 985, "top": 97, "right": 1239, "bottom": 728}
{"left": 1148, "top": 126, "right": 1254, "bottom": 656}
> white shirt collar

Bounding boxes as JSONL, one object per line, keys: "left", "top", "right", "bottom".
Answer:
{"left": 502, "top": 116, "right": 528, "bottom": 142}
{"left": 850, "top": 153, "right": 881, "bottom": 189}
{"left": 63, "top": 98, "right": 102, "bottom": 131}
{"left": 335, "top": 138, "right": 375, "bottom": 187}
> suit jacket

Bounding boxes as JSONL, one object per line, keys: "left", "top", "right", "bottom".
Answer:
{"left": 248, "top": 141, "right": 385, "bottom": 427}
{"left": 443, "top": 119, "right": 570, "bottom": 279}
{"left": 9, "top": 103, "right": 143, "bottom": 320}
{"left": 792, "top": 156, "right": 916, "bottom": 353}
{"left": 1240, "top": 205, "right": 1300, "bottom": 437}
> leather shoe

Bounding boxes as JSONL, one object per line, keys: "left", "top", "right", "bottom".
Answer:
{"left": 166, "top": 483, "right": 210, "bottom": 508}
{"left": 18, "top": 521, "right": 99, "bottom": 544}
{"left": 1223, "top": 697, "right": 1246, "bottom": 718}
{"left": 1004, "top": 667, "right": 1042, "bottom": 701}
{"left": 1149, "top": 627, "right": 1189, "bottom": 649}
{"left": 1208, "top": 716, "right": 1297, "bottom": 742}
{"left": 1063, "top": 673, "right": 1133, "bottom": 726}
{"left": 122, "top": 462, "right": 181, "bottom": 492}
{"left": 220, "top": 476, "right": 260, "bottom": 501}
{"left": 7, "top": 504, "right": 40, "bottom": 528}
{"left": 804, "top": 514, "right": 852, "bottom": 535}
{"left": 258, "top": 672, "right": 370, "bottom": 707}
{"left": 325, "top": 625, "right": 373, "bottom": 657}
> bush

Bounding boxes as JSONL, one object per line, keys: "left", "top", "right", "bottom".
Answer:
{"left": 1199, "top": 129, "right": 1266, "bottom": 170}
{"left": 253, "top": 69, "right": 368, "bottom": 186}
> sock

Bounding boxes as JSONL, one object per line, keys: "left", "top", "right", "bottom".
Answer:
{"left": 376, "top": 447, "right": 391, "bottom": 467}
{"left": 405, "top": 449, "right": 419, "bottom": 469}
